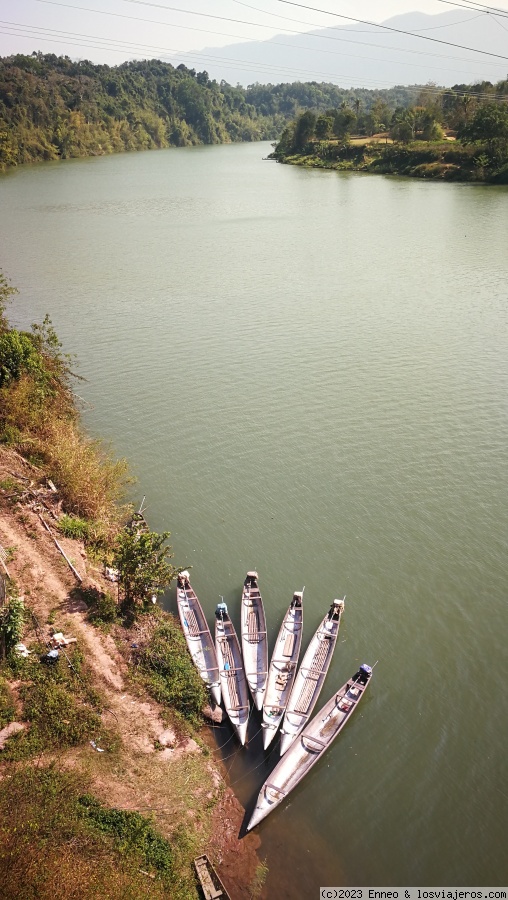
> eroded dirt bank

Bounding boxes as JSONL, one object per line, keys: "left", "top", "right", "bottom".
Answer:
{"left": 0, "top": 447, "right": 262, "bottom": 899}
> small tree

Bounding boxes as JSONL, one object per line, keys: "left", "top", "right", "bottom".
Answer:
{"left": 332, "top": 107, "right": 356, "bottom": 139}
{"left": 293, "top": 110, "right": 317, "bottom": 152}
{"left": 460, "top": 103, "right": 508, "bottom": 160}
{"left": 0, "top": 594, "right": 24, "bottom": 659}
{"left": 113, "top": 529, "right": 180, "bottom": 610}
{"left": 0, "top": 270, "right": 17, "bottom": 333}
{"left": 315, "top": 115, "right": 333, "bottom": 140}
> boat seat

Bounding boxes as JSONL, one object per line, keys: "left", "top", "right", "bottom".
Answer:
{"left": 219, "top": 638, "right": 242, "bottom": 710}
{"left": 282, "top": 633, "right": 295, "bottom": 657}
{"left": 308, "top": 639, "right": 330, "bottom": 676}
{"left": 247, "top": 610, "right": 259, "bottom": 640}
{"left": 184, "top": 608, "right": 200, "bottom": 638}
{"left": 294, "top": 679, "right": 315, "bottom": 715}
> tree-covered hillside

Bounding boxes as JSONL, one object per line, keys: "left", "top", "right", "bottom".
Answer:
{"left": 0, "top": 52, "right": 425, "bottom": 170}
{"left": 272, "top": 81, "right": 508, "bottom": 183}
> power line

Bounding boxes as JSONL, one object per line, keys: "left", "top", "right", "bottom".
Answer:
{"left": 437, "top": 0, "right": 508, "bottom": 13}
{"left": 2, "top": 24, "right": 506, "bottom": 102}
{"left": 3, "top": 18, "right": 501, "bottom": 81}
{"left": 275, "top": 0, "right": 508, "bottom": 60}
{"left": 436, "top": 0, "right": 508, "bottom": 18}
{"left": 231, "top": 0, "right": 487, "bottom": 33}
{"left": 32, "top": 1, "right": 508, "bottom": 73}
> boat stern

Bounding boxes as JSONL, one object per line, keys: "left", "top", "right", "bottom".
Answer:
{"left": 279, "top": 730, "right": 294, "bottom": 756}
{"left": 262, "top": 722, "right": 278, "bottom": 750}
{"left": 237, "top": 721, "right": 248, "bottom": 746}
{"left": 253, "top": 690, "right": 264, "bottom": 712}
{"left": 246, "top": 803, "right": 270, "bottom": 832}
{"left": 210, "top": 682, "right": 221, "bottom": 706}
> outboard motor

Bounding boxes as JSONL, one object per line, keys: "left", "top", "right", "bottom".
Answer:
{"left": 357, "top": 664, "right": 373, "bottom": 685}
{"left": 177, "top": 570, "right": 190, "bottom": 589}
{"left": 215, "top": 602, "right": 228, "bottom": 621}
{"left": 329, "top": 598, "right": 345, "bottom": 620}
{"left": 290, "top": 591, "right": 303, "bottom": 610}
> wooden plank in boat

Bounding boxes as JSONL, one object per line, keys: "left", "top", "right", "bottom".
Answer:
{"left": 282, "top": 633, "right": 295, "bottom": 657}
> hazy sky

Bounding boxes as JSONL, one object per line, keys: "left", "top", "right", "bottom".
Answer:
{"left": 0, "top": 0, "right": 453, "bottom": 68}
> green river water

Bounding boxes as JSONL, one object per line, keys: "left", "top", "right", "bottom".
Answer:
{"left": 1, "top": 142, "right": 507, "bottom": 894}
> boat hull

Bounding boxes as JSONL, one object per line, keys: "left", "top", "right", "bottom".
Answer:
{"left": 279, "top": 601, "right": 343, "bottom": 755}
{"left": 262, "top": 592, "right": 303, "bottom": 749}
{"left": 176, "top": 573, "right": 221, "bottom": 705}
{"left": 248, "top": 665, "right": 372, "bottom": 830}
{"left": 215, "top": 607, "right": 250, "bottom": 746}
{"left": 240, "top": 572, "right": 268, "bottom": 712}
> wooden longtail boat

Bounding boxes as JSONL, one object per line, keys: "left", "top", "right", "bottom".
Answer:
{"left": 194, "top": 854, "right": 230, "bottom": 900}
{"left": 279, "top": 598, "right": 344, "bottom": 756}
{"left": 215, "top": 602, "right": 250, "bottom": 746}
{"left": 247, "top": 664, "right": 373, "bottom": 831}
{"left": 176, "top": 571, "right": 221, "bottom": 706}
{"left": 240, "top": 571, "right": 268, "bottom": 711}
{"left": 262, "top": 591, "right": 303, "bottom": 750}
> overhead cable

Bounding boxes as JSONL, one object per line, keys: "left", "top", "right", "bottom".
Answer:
{"left": 275, "top": 0, "right": 508, "bottom": 60}
{"left": 32, "top": 0, "right": 508, "bottom": 72}
{"left": 231, "top": 0, "right": 487, "bottom": 33}
{"left": 4, "top": 18, "right": 502, "bottom": 80}
{"left": 436, "top": 0, "right": 508, "bottom": 17}
{"left": 2, "top": 25, "right": 507, "bottom": 102}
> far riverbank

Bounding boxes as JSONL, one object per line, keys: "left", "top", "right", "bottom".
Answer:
{"left": 271, "top": 138, "right": 508, "bottom": 183}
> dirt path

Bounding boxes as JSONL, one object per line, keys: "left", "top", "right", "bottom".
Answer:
{"left": 0, "top": 449, "right": 262, "bottom": 898}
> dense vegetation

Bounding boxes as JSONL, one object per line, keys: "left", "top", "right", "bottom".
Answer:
{"left": 1, "top": 52, "right": 431, "bottom": 169}
{"left": 0, "top": 767, "right": 194, "bottom": 899}
{"left": 0, "top": 271, "right": 219, "bottom": 896}
{"left": 133, "top": 610, "right": 208, "bottom": 731}
{"left": 272, "top": 81, "right": 508, "bottom": 183}
{"left": 0, "top": 271, "right": 128, "bottom": 540}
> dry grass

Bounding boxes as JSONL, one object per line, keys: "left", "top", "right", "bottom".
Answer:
{"left": 39, "top": 418, "right": 129, "bottom": 527}
{"left": 0, "top": 372, "right": 130, "bottom": 538}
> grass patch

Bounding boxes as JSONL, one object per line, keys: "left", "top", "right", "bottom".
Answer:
{"left": 2, "top": 644, "right": 115, "bottom": 759}
{"left": 133, "top": 611, "right": 207, "bottom": 731}
{"left": 0, "top": 765, "right": 198, "bottom": 899}
{"left": 250, "top": 858, "right": 269, "bottom": 898}
{"left": 58, "top": 513, "right": 91, "bottom": 541}
{"left": 0, "top": 477, "right": 25, "bottom": 502}
{"left": 0, "top": 676, "right": 16, "bottom": 728}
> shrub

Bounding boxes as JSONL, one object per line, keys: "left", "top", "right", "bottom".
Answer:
{"left": 0, "top": 330, "right": 45, "bottom": 387}
{"left": 0, "top": 676, "right": 16, "bottom": 728}
{"left": 0, "top": 766, "right": 176, "bottom": 898}
{"left": 2, "top": 646, "right": 107, "bottom": 758}
{"left": 78, "top": 794, "right": 174, "bottom": 875}
{"left": 136, "top": 613, "right": 207, "bottom": 728}
{"left": 58, "top": 513, "right": 91, "bottom": 540}
{"left": 87, "top": 591, "right": 119, "bottom": 626}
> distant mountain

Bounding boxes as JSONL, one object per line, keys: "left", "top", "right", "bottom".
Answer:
{"left": 175, "top": 10, "right": 508, "bottom": 88}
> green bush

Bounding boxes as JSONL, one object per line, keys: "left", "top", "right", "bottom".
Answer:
{"left": 87, "top": 591, "right": 119, "bottom": 626}
{"left": 0, "top": 766, "right": 182, "bottom": 898}
{"left": 136, "top": 614, "right": 207, "bottom": 728}
{"left": 78, "top": 794, "right": 174, "bottom": 875}
{"left": 58, "top": 514, "right": 91, "bottom": 540}
{"left": 0, "top": 330, "right": 45, "bottom": 387}
{"left": 0, "top": 676, "right": 16, "bottom": 728}
{"left": 2, "top": 646, "right": 107, "bottom": 758}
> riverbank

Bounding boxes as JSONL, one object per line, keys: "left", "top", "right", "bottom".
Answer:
{"left": 0, "top": 446, "right": 263, "bottom": 898}
{"left": 272, "top": 138, "right": 508, "bottom": 183}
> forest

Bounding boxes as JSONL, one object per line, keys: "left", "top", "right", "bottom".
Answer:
{"left": 0, "top": 52, "right": 436, "bottom": 170}
{"left": 272, "top": 79, "right": 508, "bottom": 182}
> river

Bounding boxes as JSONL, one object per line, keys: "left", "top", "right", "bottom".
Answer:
{"left": 1, "top": 143, "right": 507, "bottom": 893}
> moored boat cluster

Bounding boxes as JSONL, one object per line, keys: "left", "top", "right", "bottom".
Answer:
{"left": 176, "top": 570, "right": 372, "bottom": 830}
